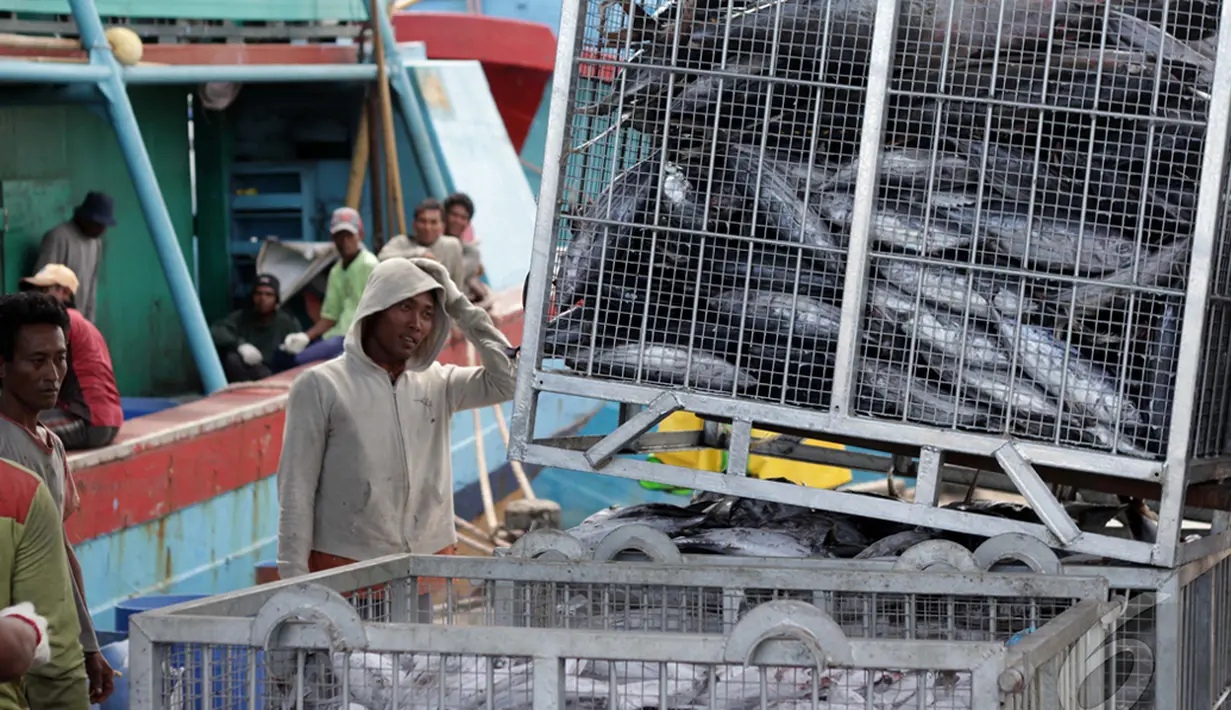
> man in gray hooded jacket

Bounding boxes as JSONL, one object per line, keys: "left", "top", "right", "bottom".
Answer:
{"left": 274, "top": 257, "right": 516, "bottom": 586}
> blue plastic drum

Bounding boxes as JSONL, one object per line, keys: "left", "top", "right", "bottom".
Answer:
{"left": 91, "top": 640, "right": 128, "bottom": 710}
{"left": 111, "top": 594, "right": 267, "bottom": 708}
{"left": 115, "top": 594, "right": 208, "bottom": 635}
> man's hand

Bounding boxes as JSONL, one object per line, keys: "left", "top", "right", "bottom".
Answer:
{"left": 410, "top": 258, "right": 465, "bottom": 310}
{"left": 85, "top": 650, "right": 115, "bottom": 704}
{"left": 237, "top": 342, "right": 263, "bottom": 366}
{"left": 282, "top": 332, "right": 310, "bottom": 355}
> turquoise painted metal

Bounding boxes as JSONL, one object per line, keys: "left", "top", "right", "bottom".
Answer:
{"left": 124, "top": 64, "right": 379, "bottom": 84}
{"left": 0, "top": 61, "right": 107, "bottom": 83}
{"left": 68, "top": 0, "right": 229, "bottom": 394}
{"left": 376, "top": 3, "right": 452, "bottom": 199}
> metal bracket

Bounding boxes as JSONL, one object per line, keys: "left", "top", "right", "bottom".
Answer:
{"left": 508, "top": 529, "right": 587, "bottom": 561}
{"left": 584, "top": 392, "right": 683, "bottom": 468}
{"left": 913, "top": 446, "right": 944, "bottom": 507}
{"left": 995, "top": 443, "right": 1082, "bottom": 547}
{"left": 727, "top": 419, "right": 753, "bottom": 476}
{"left": 892, "top": 540, "right": 980, "bottom": 572}
{"left": 591, "top": 524, "right": 685, "bottom": 564}
{"left": 249, "top": 583, "right": 368, "bottom": 653}
{"left": 973, "top": 533, "right": 1063, "bottom": 575}
{"left": 723, "top": 600, "right": 853, "bottom": 671}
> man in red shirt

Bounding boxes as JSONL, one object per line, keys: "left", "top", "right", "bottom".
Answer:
{"left": 19, "top": 265, "right": 122, "bottom": 451}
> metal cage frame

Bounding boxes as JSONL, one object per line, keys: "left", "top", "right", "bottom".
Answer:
{"left": 509, "top": 0, "right": 1231, "bottom": 569}
{"left": 126, "top": 553, "right": 1122, "bottom": 709}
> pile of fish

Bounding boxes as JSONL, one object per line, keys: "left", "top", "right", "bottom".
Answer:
{"left": 543, "top": 0, "right": 1223, "bottom": 460}
{"left": 563, "top": 486, "right": 1158, "bottom": 561}
{"left": 279, "top": 647, "right": 978, "bottom": 709}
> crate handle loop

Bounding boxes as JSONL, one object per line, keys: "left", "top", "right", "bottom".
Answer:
{"left": 509, "top": 529, "right": 588, "bottom": 560}
{"left": 892, "top": 540, "right": 979, "bottom": 572}
{"left": 723, "top": 600, "right": 853, "bottom": 671}
{"left": 973, "top": 533, "right": 1062, "bottom": 575}
{"left": 591, "top": 524, "right": 685, "bottom": 563}
{"left": 250, "top": 583, "right": 369, "bottom": 653}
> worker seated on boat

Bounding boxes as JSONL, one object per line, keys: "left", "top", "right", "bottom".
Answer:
{"left": 274, "top": 257, "right": 515, "bottom": 613}
{"left": 379, "top": 198, "right": 467, "bottom": 290}
{"left": 280, "top": 207, "right": 379, "bottom": 367}
{"left": 18, "top": 265, "right": 122, "bottom": 451}
{"left": 444, "top": 192, "right": 492, "bottom": 307}
{"left": 0, "top": 292, "right": 112, "bottom": 705}
{"left": 209, "top": 274, "right": 301, "bottom": 383}
{"left": 34, "top": 191, "right": 113, "bottom": 324}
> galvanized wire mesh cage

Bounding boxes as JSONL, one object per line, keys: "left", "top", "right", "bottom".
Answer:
{"left": 127, "top": 554, "right": 1119, "bottom": 710}
{"left": 511, "top": 0, "right": 1231, "bottom": 568}
{"left": 516, "top": 527, "right": 1231, "bottom": 709}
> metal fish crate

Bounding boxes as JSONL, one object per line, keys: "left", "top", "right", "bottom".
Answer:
{"left": 509, "top": 0, "right": 1231, "bottom": 568}
{"left": 509, "top": 527, "right": 1231, "bottom": 709}
{"left": 127, "top": 553, "right": 1120, "bottom": 710}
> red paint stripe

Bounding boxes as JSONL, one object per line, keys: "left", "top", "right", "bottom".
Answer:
{"left": 66, "top": 305, "right": 525, "bottom": 544}
{"left": 0, "top": 460, "right": 42, "bottom": 526}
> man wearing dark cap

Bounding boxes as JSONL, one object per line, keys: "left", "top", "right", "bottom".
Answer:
{"left": 34, "top": 192, "right": 114, "bottom": 323}
{"left": 209, "top": 274, "right": 302, "bottom": 383}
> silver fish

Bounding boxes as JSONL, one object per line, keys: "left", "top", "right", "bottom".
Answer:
{"left": 852, "top": 529, "right": 939, "bottom": 559}
{"left": 879, "top": 260, "right": 997, "bottom": 319}
{"left": 923, "top": 352, "right": 1062, "bottom": 421}
{"left": 996, "top": 318, "right": 1144, "bottom": 428}
{"left": 728, "top": 144, "right": 845, "bottom": 260}
{"left": 1106, "top": 9, "right": 1216, "bottom": 76}
{"left": 670, "top": 527, "right": 823, "bottom": 558}
{"left": 952, "top": 139, "right": 1067, "bottom": 205}
{"left": 708, "top": 289, "right": 843, "bottom": 343}
{"left": 557, "top": 158, "right": 659, "bottom": 306}
{"left": 819, "top": 148, "right": 977, "bottom": 191}
{"left": 566, "top": 344, "right": 760, "bottom": 394}
{"left": 856, "top": 359, "right": 996, "bottom": 429}
{"left": 971, "top": 205, "right": 1139, "bottom": 275}
{"left": 869, "top": 286, "right": 1011, "bottom": 369}
{"left": 1054, "top": 236, "right": 1191, "bottom": 320}
{"left": 869, "top": 207, "right": 974, "bottom": 254}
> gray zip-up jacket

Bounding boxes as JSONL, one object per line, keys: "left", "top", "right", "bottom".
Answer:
{"left": 275, "top": 258, "right": 516, "bottom": 579}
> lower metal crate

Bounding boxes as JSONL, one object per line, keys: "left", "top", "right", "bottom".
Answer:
{"left": 127, "top": 554, "right": 1119, "bottom": 710}
{"left": 509, "top": 527, "right": 1231, "bottom": 709}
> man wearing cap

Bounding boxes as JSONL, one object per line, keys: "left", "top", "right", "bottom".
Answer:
{"left": 210, "top": 274, "right": 301, "bottom": 383}
{"left": 18, "top": 264, "right": 122, "bottom": 451}
{"left": 34, "top": 192, "right": 114, "bottom": 324}
{"left": 281, "top": 207, "right": 379, "bottom": 366}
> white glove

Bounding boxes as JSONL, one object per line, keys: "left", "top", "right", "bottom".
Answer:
{"left": 282, "top": 332, "right": 310, "bottom": 355}
{"left": 237, "top": 342, "right": 263, "bottom": 366}
{"left": 1, "top": 602, "right": 50, "bottom": 669}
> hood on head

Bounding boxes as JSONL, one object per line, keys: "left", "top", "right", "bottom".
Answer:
{"left": 343, "top": 258, "right": 450, "bottom": 372}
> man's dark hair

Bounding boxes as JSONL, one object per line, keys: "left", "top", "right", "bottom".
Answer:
{"left": 444, "top": 193, "right": 475, "bottom": 219}
{"left": 414, "top": 197, "right": 445, "bottom": 220}
{"left": 0, "top": 292, "right": 69, "bottom": 361}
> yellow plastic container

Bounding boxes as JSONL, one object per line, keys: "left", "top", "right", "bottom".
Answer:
{"left": 645, "top": 412, "right": 852, "bottom": 490}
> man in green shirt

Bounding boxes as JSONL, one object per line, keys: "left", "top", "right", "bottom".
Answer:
{"left": 209, "top": 274, "right": 302, "bottom": 382}
{"left": 281, "top": 207, "right": 379, "bottom": 366}
{"left": 0, "top": 456, "right": 89, "bottom": 709}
